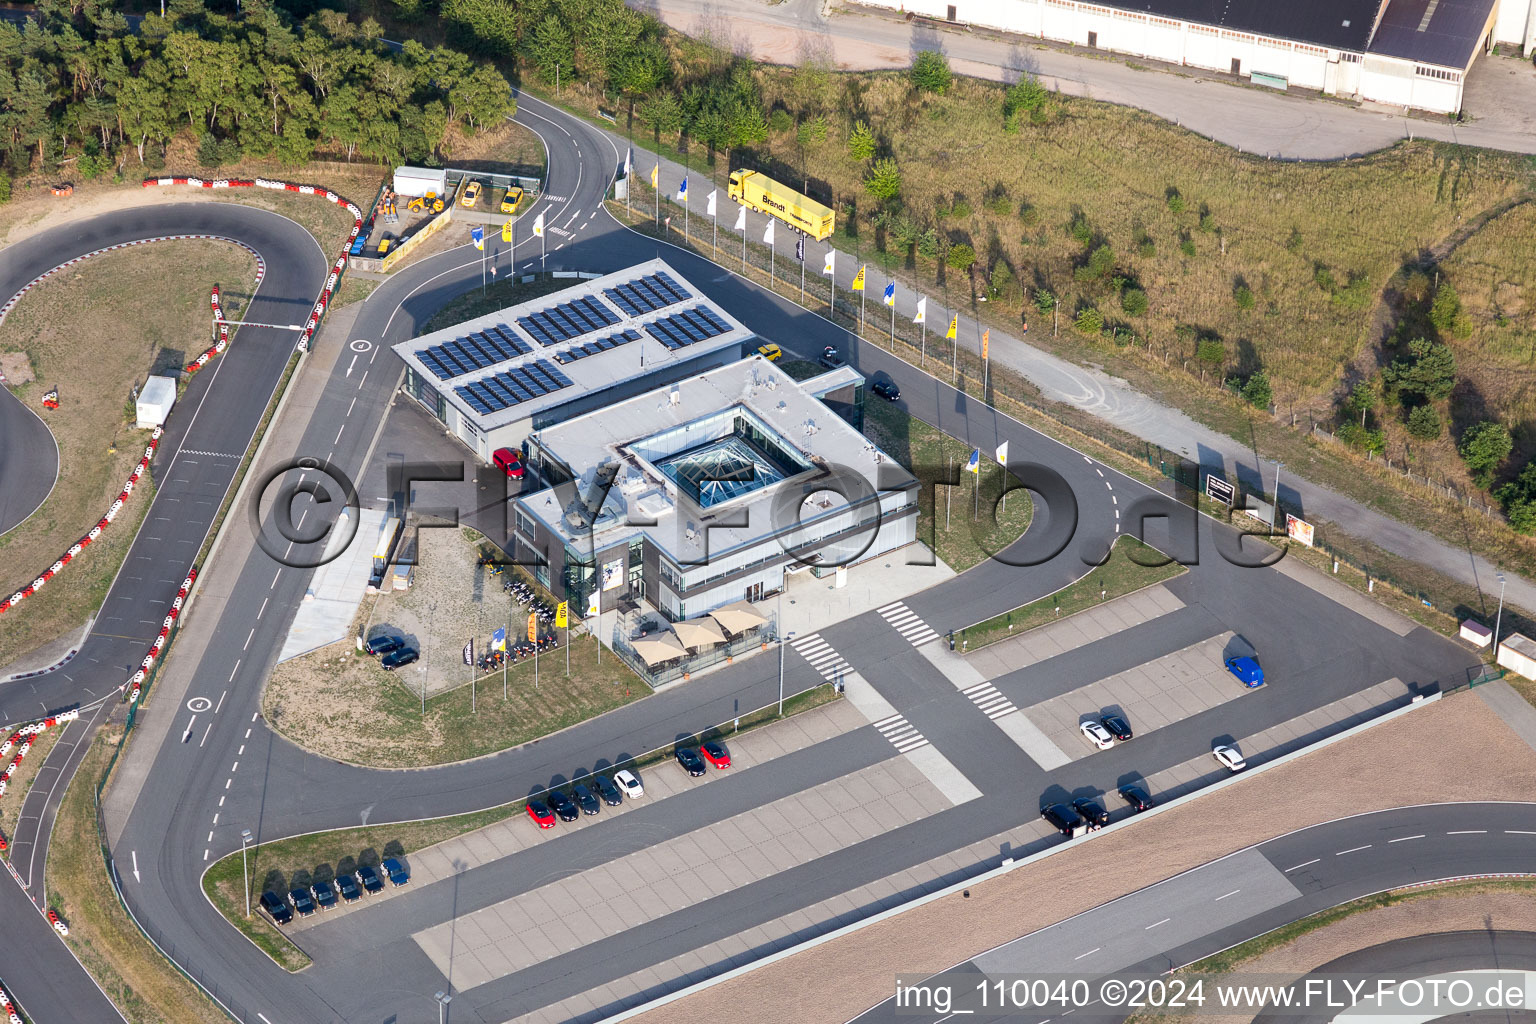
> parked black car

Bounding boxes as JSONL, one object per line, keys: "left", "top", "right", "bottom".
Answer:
{"left": 675, "top": 747, "right": 707, "bottom": 777}
{"left": 311, "top": 879, "right": 338, "bottom": 910}
{"left": 1041, "top": 803, "right": 1084, "bottom": 835}
{"left": 336, "top": 873, "right": 362, "bottom": 903}
{"left": 1100, "top": 715, "right": 1133, "bottom": 741}
{"left": 1072, "top": 796, "right": 1110, "bottom": 829}
{"left": 356, "top": 864, "right": 385, "bottom": 894}
{"left": 383, "top": 857, "right": 410, "bottom": 886}
{"left": 595, "top": 775, "right": 624, "bottom": 806}
{"left": 260, "top": 890, "right": 293, "bottom": 925}
{"left": 870, "top": 379, "right": 900, "bottom": 402}
{"left": 364, "top": 634, "right": 404, "bottom": 656}
{"left": 1119, "top": 785, "right": 1154, "bottom": 812}
{"left": 572, "top": 783, "right": 601, "bottom": 815}
{"left": 380, "top": 647, "right": 419, "bottom": 670}
{"left": 288, "top": 887, "right": 316, "bottom": 917}
{"left": 547, "top": 789, "right": 580, "bottom": 821}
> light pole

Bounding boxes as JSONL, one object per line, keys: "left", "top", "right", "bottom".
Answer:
{"left": 1495, "top": 572, "right": 1507, "bottom": 649}
{"left": 240, "top": 829, "right": 254, "bottom": 918}
{"left": 777, "top": 586, "right": 786, "bottom": 717}
{"left": 434, "top": 990, "right": 452, "bottom": 1024}
{"left": 1269, "top": 459, "right": 1284, "bottom": 535}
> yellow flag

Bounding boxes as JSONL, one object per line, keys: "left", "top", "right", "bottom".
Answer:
{"left": 852, "top": 265, "right": 866, "bottom": 291}
{"left": 555, "top": 601, "right": 568, "bottom": 628}
{"left": 946, "top": 315, "right": 958, "bottom": 340}
{"left": 527, "top": 611, "right": 538, "bottom": 643}
{"left": 650, "top": 163, "right": 659, "bottom": 189}
{"left": 501, "top": 219, "right": 512, "bottom": 243}
{"left": 982, "top": 329, "right": 989, "bottom": 360}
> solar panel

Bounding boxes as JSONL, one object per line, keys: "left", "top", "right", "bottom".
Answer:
{"left": 417, "top": 320, "right": 534, "bottom": 380}
{"left": 453, "top": 357, "right": 575, "bottom": 414}
{"left": 603, "top": 272, "right": 691, "bottom": 316}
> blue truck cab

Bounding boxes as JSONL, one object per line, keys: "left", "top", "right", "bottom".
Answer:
{"left": 1225, "top": 656, "right": 1265, "bottom": 688}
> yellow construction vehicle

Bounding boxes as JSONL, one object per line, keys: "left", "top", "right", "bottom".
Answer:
{"left": 407, "top": 191, "right": 445, "bottom": 214}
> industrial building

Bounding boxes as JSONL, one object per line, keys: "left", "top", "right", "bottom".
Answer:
{"left": 393, "top": 261, "right": 753, "bottom": 462}
{"left": 859, "top": 0, "right": 1533, "bottom": 114}
{"left": 512, "top": 358, "right": 916, "bottom": 622}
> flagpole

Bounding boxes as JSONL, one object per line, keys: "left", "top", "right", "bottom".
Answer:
{"left": 860, "top": 277, "right": 866, "bottom": 334}
{"left": 481, "top": 239, "right": 487, "bottom": 294}
{"left": 829, "top": 259, "right": 835, "bottom": 320}
{"left": 713, "top": 203, "right": 718, "bottom": 254}
{"left": 541, "top": 230, "right": 546, "bottom": 270}
{"left": 951, "top": 311, "right": 958, "bottom": 384}
{"left": 800, "top": 252, "right": 805, "bottom": 303}
{"left": 742, "top": 218, "right": 747, "bottom": 271}
{"left": 503, "top": 616, "right": 509, "bottom": 699}
{"left": 889, "top": 295, "right": 895, "bottom": 350}
{"left": 974, "top": 458, "right": 980, "bottom": 520}
{"left": 770, "top": 236, "right": 776, "bottom": 288}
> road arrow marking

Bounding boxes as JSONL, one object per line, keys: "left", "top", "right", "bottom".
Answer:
{"left": 131, "top": 850, "right": 140, "bottom": 883}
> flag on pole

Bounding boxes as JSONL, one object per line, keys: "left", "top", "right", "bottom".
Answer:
{"left": 501, "top": 220, "right": 512, "bottom": 243}
{"left": 822, "top": 250, "right": 835, "bottom": 276}
{"left": 706, "top": 190, "right": 717, "bottom": 216}
{"left": 913, "top": 296, "right": 926, "bottom": 323}
{"left": 763, "top": 220, "right": 776, "bottom": 244}
{"left": 734, "top": 205, "right": 746, "bottom": 232}
{"left": 883, "top": 282, "right": 896, "bottom": 306}
{"left": 965, "top": 448, "right": 981, "bottom": 474}
{"left": 586, "top": 590, "right": 600, "bottom": 617}
{"left": 795, "top": 238, "right": 804, "bottom": 262}
{"left": 532, "top": 212, "right": 545, "bottom": 237}
{"left": 492, "top": 627, "right": 507, "bottom": 652}
{"left": 624, "top": 148, "right": 632, "bottom": 177}
{"left": 677, "top": 176, "right": 688, "bottom": 202}
{"left": 650, "top": 163, "right": 659, "bottom": 189}
{"left": 852, "top": 265, "right": 866, "bottom": 290}
{"left": 527, "top": 611, "right": 538, "bottom": 643}
{"left": 555, "top": 601, "right": 569, "bottom": 628}
{"left": 462, "top": 639, "right": 474, "bottom": 665}
{"left": 996, "top": 441, "right": 1009, "bottom": 467}
{"left": 946, "top": 314, "right": 958, "bottom": 340}
{"left": 982, "top": 328, "right": 990, "bottom": 360}
{"left": 471, "top": 225, "right": 485, "bottom": 251}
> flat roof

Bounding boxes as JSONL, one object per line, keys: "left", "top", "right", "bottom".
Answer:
{"left": 1110, "top": 0, "right": 1383, "bottom": 51}
{"left": 519, "top": 357, "right": 915, "bottom": 566}
{"left": 392, "top": 260, "right": 753, "bottom": 432}
{"left": 1367, "top": 0, "right": 1495, "bottom": 68}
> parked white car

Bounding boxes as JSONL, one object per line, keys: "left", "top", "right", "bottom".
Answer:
{"left": 1079, "top": 720, "right": 1116, "bottom": 750}
{"left": 1213, "top": 745, "right": 1247, "bottom": 772}
{"left": 614, "top": 769, "right": 644, "bottom": 798}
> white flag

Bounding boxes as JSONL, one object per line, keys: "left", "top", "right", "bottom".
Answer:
{"left": 707, "top": 190, "right": 717, "bottom": 217}
{"left": 734, "top": 205, "right": 746, "bottom": 232}
{"left": 914, "top": 296, "right": 927, "bottom": 325}
{"left": 996, "top": 441, "right": 1009, "bottom": 467}
{"left": 763, "top": 219, "right": 776, "bottom": 245}
{"left": 532, "top": 212, "right": 545, "bottom": 237}
{"left": 822, "top": 250, "right": 835, "bottom": 276}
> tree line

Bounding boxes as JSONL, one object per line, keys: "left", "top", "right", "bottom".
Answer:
{"left": 0, "top": 0, "right": 514, "bottom": 181}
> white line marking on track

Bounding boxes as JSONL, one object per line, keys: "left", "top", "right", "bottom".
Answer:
{"left": 244, "top": 629, "right": 254, "bottom": 650}
{"left": 1074, "top": 948, "right": 1100, "bottom": 960}
{"left": 1506, "top": 830, "right": 1536, "bottom": 835}
{"left": 216, "top": 690, "right": 226, "bottom": 713}
{"left": 1145, "top": 918, "right": 1170, "bottom": 929}
{"left": 1215, "top": 889, "right": 1240, "bottom": 901}
{"left": 1447, "top": 830, "right": 1487, "bottom": 835}
{"left": 199, "top": 723, "right": 213, "bottom": 747}
{"left": 1335, "top": 845, "right": 1372, "bottom": 856}
{"left": 1285, "top": 859, "right": 1320, "bottom": 872}
{"left": 1389, "top": 834, "right": 1425, "bottom": 843}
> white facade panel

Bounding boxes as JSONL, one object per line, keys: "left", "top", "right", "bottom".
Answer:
{"left": 1492, "top": 0, "right": 1534, "bottom": 47}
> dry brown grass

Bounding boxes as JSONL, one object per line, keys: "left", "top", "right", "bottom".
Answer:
{"left": 0, "top": 241, "right": 258, "bottom": 669}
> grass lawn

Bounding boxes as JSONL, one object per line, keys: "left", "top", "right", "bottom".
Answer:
{"left": 49, "top": 726, "right": 227, "bottom": 1024}
{"left": 0, "top": 241, "right": 257, "bottom": 670}
{"left": 420, "top": 275, "right": 575, "bottom": 334}
{"left": 777, "top": 358, "right": 823, "bottom": 381}
{"left": 262, "top": 631, "right": 650, "bottom": 768}
{"left": 0, "top": 726, "right": 60, "bottom": 852}
{"left": 958, "top": 535, "right": 1184, "bottom": 649}
{"left": 861, "top": 399, "right": 1032, "bottom": 571}
{"left": 208, "top": 683, "right": 840, "bottom": 967}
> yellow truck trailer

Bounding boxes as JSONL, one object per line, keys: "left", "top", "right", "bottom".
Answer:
{"left": 728, "top": 170, "right": 835, "bottom": 241}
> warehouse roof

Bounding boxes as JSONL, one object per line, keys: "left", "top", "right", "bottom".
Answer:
{"left": 393, "top": 260, "right": 752, "bottom": 431}
{"left": 1367, "top": 0, "right": 1495, "bottom": 68}
{"left": 1110, "top": 0, "right": 1384, "bottom": 51}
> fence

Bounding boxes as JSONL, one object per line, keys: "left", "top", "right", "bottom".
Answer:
{"left": 1311, "top": 424, "right": 1505, "bottom": 521}
{"left": 610, "top": 618, "right": 778, "bottom": 689}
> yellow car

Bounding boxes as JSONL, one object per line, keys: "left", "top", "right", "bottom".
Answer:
{"left": 500, "top": 187, "right": 524, "bottom": 214}
{"left": 757, "top": 343, "right": 782, "bottom": 361}
{"left": 461, "top": 181, "right": 482, "bottom": 208}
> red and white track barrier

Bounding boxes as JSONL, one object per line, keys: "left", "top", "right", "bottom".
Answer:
{"left": 125, "top": 567, "right": 197, "bottom": 706}
{"left": 1, "top": 981, "right": 25, "bottom": 1023}
{"left": 0, "top": 708, "right": 82, "bottom": 798}
{"left": 186, "top": 285, "right": 231, "bottom": 373}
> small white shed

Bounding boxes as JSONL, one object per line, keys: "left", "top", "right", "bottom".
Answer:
{"left": 393, "top": 166, "right": 447, "bottom": 198}
{"left": 135, "top": 375, "right": 176, "bottom": 429}
{"left": 1497, "top": 632, "right": 1536, "bottom": 681}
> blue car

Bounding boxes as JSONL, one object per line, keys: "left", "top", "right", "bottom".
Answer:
{"left": 1225, "top": 656, "right": 1265, "bottom": 688}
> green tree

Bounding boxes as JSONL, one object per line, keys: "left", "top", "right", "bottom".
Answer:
{"left": 847, "top": 119, "right": 876, "bottom": 161}
{"left": 863, "top": 157, "right": 902, "bottom": 204}
{"left": 1384, "top": 336, "right": 1457, "bottom": 402}
{"left": 1121, "top": 288, "right": 1148, "bottom": 316}
{"left": 916, "top": 228, "right": 941, "bottom": 263}
{"left": 1002, "top": 73, "right": 1048, "bottom": 130}
{"left": 1405, "top": 405, "right": 1441, "bottom": 439}
{"left": 1429, "top": 280, "right": 1474, "bottom": 338}
{"left": 0, "top": 172, "right": 10, "bottom": 203}
{"left": 529, "top": 15, "right": 574, "bottom": 85}
{"left": 1242, "top": 371, "right": 1273, "bottom": 409}
{"left": 1165, "top": 188, "right": 1185, "bottom": 213}
{"left": 639, "top": 91, "right": 683, "bottom": 136}
{"left": 947, "top": 243, "right": 975, "bottom": 273}
{"left": 796, "top": 115, "right": 827, "bottom": 147}
{"left": 1343, "top": 380, "right": 1375, "bottom": 427}
{"left": 1033, "top": 289, "right": 1057, "bottom": 315}
{"left": 1195, "top": 337, "right": 1225, "bottom": 379}
{"left": 1074, "top": 307, "right": 1104, "bottom": 335}
{"left": 768, "top": 108, "right": 792, "bottom": 135}
{"left": 909, "top": 50, "right": 951, "bottom": 94}
{"left": 1234, "top": 284, "right": 1255, "bottom": 310}
{"left": 1460, "top": 420, "right": 1512, "bottom": 487}
{"left": 987, "top": 260, "right": 1020, "bottom": 303}
{"left": 451, "top": 65, "right": 514, "bottom": 131}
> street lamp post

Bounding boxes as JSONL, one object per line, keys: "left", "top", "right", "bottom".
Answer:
{"left": 777, "top": 587, "right": 786, "bottom": 717}
{"left": 1495, "top": 573, "right": 1507, "bottom": 649}
{"left": 434, "top": 991, "right": 452, "bottom": 1024}
{"left": 240, "top": 830, "right": 254, "bottom": 918}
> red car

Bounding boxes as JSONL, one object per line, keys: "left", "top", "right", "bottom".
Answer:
{"left": 526, "top": 799, "right": 555, "bottom": 828}
{"left": 492, "top": 447, "right": 525, "bottom": 478}
{"left": 700, "top": 740, "right": 731, "bottom": 769}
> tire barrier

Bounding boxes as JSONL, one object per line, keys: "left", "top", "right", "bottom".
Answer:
{"left": 124, "top": 567, "right": 197, "bottom": 706}
{"left": 46, "top": 910, "right": 67, "bottom": 936}
{"left": 142, "top": 176, "right": 363, "bottom": 354}
{"left": 0, "top": 427, "right": 165, "bottom": 616}
{"left": 186, "top": 284, "right": 231, "bottom": 374}
{"left": 1, "top": 981, "right": 23, "bottom": 1024}
{"left": 41, "top": 388, "right": 59, "bottom": 409}
{"left": 0, "top": 707, "right": 81, "bottom": 799}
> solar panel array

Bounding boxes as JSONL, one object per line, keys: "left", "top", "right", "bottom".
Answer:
{"left": 453, "top": 359, "right": 574, "bottom": 415}
{"left": 419, "top": 325, "right": 532, "bottom": 380}
{"left": 643, "top": 306, "right": 733, "bottom": 351}
{"left": 553, "top": 328, "right": 642, "bottom": 365}
{"left": 516, "top": 296, "right": 620, "bottom": 346}
{"left": 603, "top": 271, "right": 691, "bottom": 316}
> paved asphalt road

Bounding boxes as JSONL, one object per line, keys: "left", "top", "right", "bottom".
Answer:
{"left": 0, "top": 89, "right": 1509, "bottom": 1024}
{"left": 0, "top": 383, "right": 57, "bottom": 538}
{"left": 852, "top": 803, "right": 1536, "bottom": 1023}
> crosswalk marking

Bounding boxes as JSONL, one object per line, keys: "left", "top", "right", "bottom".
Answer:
{"left": 961, "top": 680, "right": 1018, "bottom": 720}
{"left": 876, "top": 600, "right": 941, "bottom": 647}
{"left": 872, "top": 713, "right": 930, "bottom": 753}
{"left": 789, "top": 633, "right": 852, "bottom": 682}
